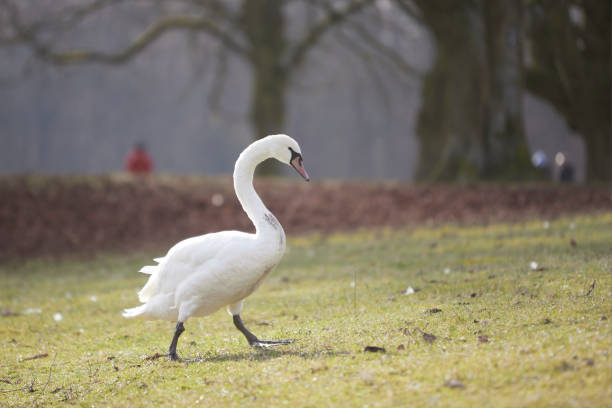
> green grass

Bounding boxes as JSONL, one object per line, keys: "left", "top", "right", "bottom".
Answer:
{"left": 1, "top": 215, "right": 611, "bottom": 407}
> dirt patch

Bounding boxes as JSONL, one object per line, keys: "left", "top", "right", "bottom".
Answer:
{"left": 0, "top": 175, "right": 610, "bottom": 261}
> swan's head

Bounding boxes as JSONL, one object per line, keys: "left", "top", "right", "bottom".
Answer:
{"left": 264, "top": 134, "right": 310, "bottom": 181}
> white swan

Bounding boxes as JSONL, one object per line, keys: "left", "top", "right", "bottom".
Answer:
{"left": 123, "top": 134, "right": 310, "bottom": 360}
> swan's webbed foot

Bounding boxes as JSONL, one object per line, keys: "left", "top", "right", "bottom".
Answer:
{"left": 250, "top": 339, "right": 293, "bottom": 349}
{"left": 233, "top": 314, "right": 293, "bottom": 349}
{"left": 168, "top": 351, "right": 182, "bottom": 361}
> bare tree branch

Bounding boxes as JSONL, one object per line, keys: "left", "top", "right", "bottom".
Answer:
{"left": 524, "top": 66, "right": 574, "bottom": 128}
{"left": 345, "top": 19, "right": 421, "bottom": 78}
{"left": 0, "top": 0, "right": 127, "bottom": 43}
{"left": 179, "top": 0, "right": 241, "bottom": 28}
{"left": 3, "top": 1, "right": 248, "bottom": 65}
{"left": 285, "top": 0, "right": 374, "bottom": 69}
{"left": 53, "top": 0, "right": 127, "bottom": 32}
{"left": 208, "top": 44, "right": 229, "bottom": 113}
{"left": 393, "top": 0, "right": 424, "bottom": 24}
{"left": 333, "top": 27, "right": 393, "bottom": 107}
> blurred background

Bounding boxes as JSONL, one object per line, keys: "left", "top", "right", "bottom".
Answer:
{"left": 2, "top": 3, "right": 611, "bottom": 403}
{"left": 0, "top": 0, "right": 611, "bottom": 261}
{"left": 0, "top": 0, "right": 609, "bottom": 182}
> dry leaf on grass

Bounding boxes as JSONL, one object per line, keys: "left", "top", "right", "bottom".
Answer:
{"left": 422, "top": 332, "right": 437, "bottom": 344}
{"left": 363, "top": 346, "right": 386, "bottom": 353}
{"left": 444, "top": 378, "right": 465, "bottom": 389}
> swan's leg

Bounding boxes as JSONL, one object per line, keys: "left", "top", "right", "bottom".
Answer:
{"left": 168, "top": 321, "right": 185, "bottom": 361}
{"left": 232, "top": 314, "right": 293, "bottom": 348}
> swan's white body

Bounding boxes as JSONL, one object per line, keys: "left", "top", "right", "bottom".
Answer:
{"left": 123, "top": 134, "right": 305, "bottom": 323}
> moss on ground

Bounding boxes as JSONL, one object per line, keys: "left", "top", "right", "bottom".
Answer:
{"left": 1, "top": 215, "right": 611, "bottom": 407}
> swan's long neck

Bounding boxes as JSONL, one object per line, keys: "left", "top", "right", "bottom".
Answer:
{"left": 233, "top": 142, "right": 280, "bottom": 236}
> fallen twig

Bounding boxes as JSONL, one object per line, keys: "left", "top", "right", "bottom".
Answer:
{"left": 0, "top": 384, "right": 34, "bottom": 394}
{"left": 23, "top": 353, "right": 48, "bottom": 361}
{"left": 32, "top": 353, "right": 57, "bottom": 405}
{"left": 144, "top": 352, "right": 166, "bottom": 361}
{"left": 584, "top": 280, "right": 596, "bottom": 296}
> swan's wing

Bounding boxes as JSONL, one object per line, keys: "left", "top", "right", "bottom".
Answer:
{"left": 137, "top": 231, "right": 252, "bottom": 302}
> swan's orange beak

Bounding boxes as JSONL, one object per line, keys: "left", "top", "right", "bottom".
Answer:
{"left": 290, "top": 155, "right": 310, "bottom": 181}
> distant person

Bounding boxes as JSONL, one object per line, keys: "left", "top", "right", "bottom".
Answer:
{"left": 559, "top": 162, "right": 575, "bottom": 183}
{"left": 125, "top": 142, "right": 153, "bottom": 174}
{"left": 531, "top": 150, "right": 551, "bottom": 180}
{"left": 555, "top": 152, "right": 574, "bottom": 183}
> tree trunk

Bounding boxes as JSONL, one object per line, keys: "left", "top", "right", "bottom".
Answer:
{"left": 250, "top": 64, "right": 287, "bottom": 175}
{"left": 414, "top": 1, "right": 487, "bottom": 181}
{"left": 525, "top": 0, "right": 611, "bottom": 181}
{"left": 242, "top": 0, "right": 287, "bottom": 175}
{"left": 481, "top": 0, "right": 534, "bottom": 179}
{"left": 415, "top": 0, "right": 536, "bottom": 181}
{"left": 582, "top": 127, "right": 611, "bottom": 182}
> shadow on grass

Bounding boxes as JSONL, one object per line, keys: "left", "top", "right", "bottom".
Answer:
{"left": 162, "top": 349, "right": 350, "bottom": 364}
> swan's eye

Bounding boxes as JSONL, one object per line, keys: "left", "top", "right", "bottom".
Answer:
{"left": 288, "top": 147, "right": 301, "bottom": 162}
{"left": 288, "top": 147, "right": 309, "bottom": 181}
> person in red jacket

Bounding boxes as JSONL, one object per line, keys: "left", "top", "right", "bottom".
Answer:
{"left": 125, "top": 142, "right": 154, "bottom": 174}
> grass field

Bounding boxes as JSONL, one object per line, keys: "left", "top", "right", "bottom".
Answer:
{"left": 1, "top": 214, "right": 611, "bottom": 407}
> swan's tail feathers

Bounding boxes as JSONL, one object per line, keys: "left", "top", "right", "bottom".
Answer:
{"left": 139, "top": 257, "right": 165, "bottom": 274}
{"left": 122, "top": 304, "right": 147, "bottom": 318}
{"left": 139, "top": 265, "right": 157, "bottom": 274}
{"left": 138, "top": 273, "right": 160, "bottom": 303}
{"left": 135, "top": 258, "right": 164, "bottom": 304}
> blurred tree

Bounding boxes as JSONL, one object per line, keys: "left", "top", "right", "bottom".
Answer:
{"left": 409, "top": 0, "right": 536, "bottom": 181}
{"left": 525, "top": 0, "right": 611, "bottom": 182}
{"left": 0, "top": 0, "right": 387, "bottom": 174}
